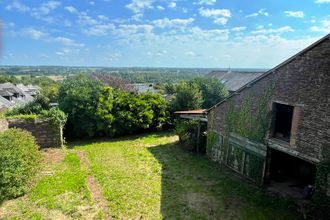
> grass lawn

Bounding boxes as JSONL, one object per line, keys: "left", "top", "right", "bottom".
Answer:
{"left": 73, "top": 132, "right": 299, "bottom": 219}
{"left": 0, "top": 132, "right": 299, "bottom": 219}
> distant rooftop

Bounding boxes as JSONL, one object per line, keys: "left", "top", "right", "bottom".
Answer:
{"left": 207, "top": 70, "right": 265, "bottom": 92}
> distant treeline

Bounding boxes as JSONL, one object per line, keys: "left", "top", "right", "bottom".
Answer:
{"left": 0, "top": 66, "right": 217, "bottom": 83}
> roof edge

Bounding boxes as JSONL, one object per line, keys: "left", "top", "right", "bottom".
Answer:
{"left": 207, "top": 33, "right": 330, "bottom": 112}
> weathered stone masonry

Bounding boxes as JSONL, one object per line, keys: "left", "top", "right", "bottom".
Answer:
{"left": 0, "top": 118, "right": 63, "bottom": 148}
{"left": 207, "top": 35, "right": 330, "bottom": 191}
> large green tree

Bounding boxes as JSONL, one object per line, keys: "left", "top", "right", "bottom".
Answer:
{"left": 192, "top": 77, "right": 228, "bottom": 108}
{"left": 58, "top": 75, "right": 114, "bottom": 137}
{"left": 171, "top": 81, "right": 204, "bottom": 111}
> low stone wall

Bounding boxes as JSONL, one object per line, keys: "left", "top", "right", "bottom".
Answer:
{"left": 0, "top": 118, "right": 9, "bottom": 132}
{"left": 0, "top": 118, "right": 63, "bottom": 148}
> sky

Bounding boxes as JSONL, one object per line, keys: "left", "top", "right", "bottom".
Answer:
{"left": 0, "top": 0, "right": 329, "bottom": 68}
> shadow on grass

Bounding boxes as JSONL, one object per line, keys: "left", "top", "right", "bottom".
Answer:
{"left": 148, "top": 143, "right": 300, "bottom": 219}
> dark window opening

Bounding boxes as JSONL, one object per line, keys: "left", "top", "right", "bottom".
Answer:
{"left": 273, "top": 103, "right": 294, "bottom": 142}
{"left": 267, "top": 149, "right": 316, "bottom": 199}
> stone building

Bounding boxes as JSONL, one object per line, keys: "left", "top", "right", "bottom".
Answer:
{"left": 207, "top": 34, "right": 330, "bottom": 199}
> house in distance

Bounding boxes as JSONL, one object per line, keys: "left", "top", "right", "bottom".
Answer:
{"left": 207, "top": 34, "right": 330, "bottom": 199}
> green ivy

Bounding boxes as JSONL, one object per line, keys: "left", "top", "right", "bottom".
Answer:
{"left": 310, "top": 156, "right": 330, "bottom": 219}
{"left": 224, "top": 83, "right": 275, "bottom": 143}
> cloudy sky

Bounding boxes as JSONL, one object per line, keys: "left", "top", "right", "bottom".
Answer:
{"left": 0, "top": 0, "right": 329, "bottom": 68}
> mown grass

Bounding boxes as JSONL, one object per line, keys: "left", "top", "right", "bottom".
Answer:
{"left": 73, "top": 132, "right": 300, "bottom": 219}
{"left": 0, "top": 152, "right": 101, "bottom": 219}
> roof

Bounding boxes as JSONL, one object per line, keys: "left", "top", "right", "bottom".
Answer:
{"left": 174, "top": 109, "right": 206, "bottom": 115}
{"left": 208, "top": 33, "right": 330, "bottom": 111}
{"left": 207, "top": 70, "right": 264, "bottom": 92}
{"left": 0, "top": 95, "right": 14, "bottom": 108}
{"left": 0, "top": 89, "right": 13, "bottom": 97}
{"left": 0, "top": 82, "right": 23, "bottom": 94}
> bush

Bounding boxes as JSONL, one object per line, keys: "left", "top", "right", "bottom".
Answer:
{"left": 58, "top": 75, "right": 114, "bottom": 137}
{"left": 0, "top": 129, "right": 41, "bottom": 202}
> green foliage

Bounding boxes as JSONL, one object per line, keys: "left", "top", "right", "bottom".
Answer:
{"left": 41, "top": 108, "right": 67, "bottom": 127}
{"left": 111, "top": 90, "right": 153, "bottom": 136}
{"left": 0, "top": 129, "right": 41, "bottom": 202}
{"left": 170, "top": 77, "right": 228, "bottom": 111}
{"left": 224, "top": 85, "right": 274, "bottom": 143}
{"left": 59, "top": 75, "right": 170, "bottom": 138}
{"left": 140, "top": 92, "right": 170, "bottom": 129}
{"left": 5, "top": 95, "right": 51, "bottom": 116}
{"left": 206, "top": 130, "right": 218, "bottom": 155}
{"left": 0, "top": 74, "right": 19, "bottom": 84}
{"left": 193, "top": 77, "right": 229, "bottom": 108}
{"left": 175, "top": 119, "right": 201, "bottom": 151}
{"left": 171, "top": 81, "right": 204, "bottom": 111}
{"left": 59, "top": 75, "right": 114, "bottom": 137}
{"left": 310, "top": 157, "right": 330, "bottom": 219}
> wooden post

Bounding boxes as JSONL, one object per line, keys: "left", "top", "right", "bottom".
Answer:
{"left": 196, "top": 121, "right": 201, "bottom": 153}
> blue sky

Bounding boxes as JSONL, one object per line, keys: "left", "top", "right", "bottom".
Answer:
{"left": 0, "top": 0, "right": 329, "bottom": 68}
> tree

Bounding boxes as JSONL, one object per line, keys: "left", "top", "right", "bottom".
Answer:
{"left": 193, "top": 77, "right": 228, "bottom": 109}
{"left": 58, "top": 75, "right": 114, "bottom": 138}
{"left": 171, "top": 81, "right": 203, "bottom": 111}
{"left": 140, "top": 92, "right": 169, "bottom": 129}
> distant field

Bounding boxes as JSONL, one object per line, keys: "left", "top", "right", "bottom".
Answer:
{"left": 0, "top": 132, "right": 299, "bottom": 219}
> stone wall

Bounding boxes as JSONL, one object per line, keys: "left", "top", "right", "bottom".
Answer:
{"left": 0, "top": 118, "right": 63, "bottom": 148}
{"left": 0, "top": 118, "right": 9, "bottom": 132}
{"left": 208, "top": 37, "right": 330, "bottom": 163}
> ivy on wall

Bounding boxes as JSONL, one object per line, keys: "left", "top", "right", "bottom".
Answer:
{"left": 224, "top": 83, "right": 275, "bottom": 143}
{"left": 206, "top": 83, "right": 275, "bottom": 183}
{"left": 310, "top": 156, "right": 330, "bottom": 219}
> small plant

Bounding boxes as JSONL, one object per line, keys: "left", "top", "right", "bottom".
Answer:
{"left": 41, "top": 108, "right": 67, "bottom": 128}
{"left": 0, "top": 129, "right": 41, "bottom": 202}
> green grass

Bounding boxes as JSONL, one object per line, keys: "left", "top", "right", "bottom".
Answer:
{"left": 1, "top": 152, "right": 101, "bottom": 219}
{"left": 73, "top": 132, "right": 299, "bottom": 219}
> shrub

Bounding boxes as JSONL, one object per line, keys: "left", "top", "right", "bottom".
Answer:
{"left": 0, "top": 129, "right": 41, "bottom": 202}
{"left": 58, "top": 75, "right": 114, "bottom": 137}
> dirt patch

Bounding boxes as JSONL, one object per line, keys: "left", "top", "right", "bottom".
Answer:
{"left": 76, "top": 150, "right": 111, "bottom": 219}
{"left": 186, "top": 192, "right": 218, "bottom": 217}
{"left": 42, "top": 148, "right": 65, "bottom": 164}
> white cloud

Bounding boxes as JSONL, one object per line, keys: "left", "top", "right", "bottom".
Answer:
{"left": 197, "top": 0, "right": 216, "bottom": 5}
{"left": 114, "top": 24, "right": 154, "bottom": 36}
{"left": 157, "top": 5, "right": 165, "bottom": 10}
{"left": 6, "top": 1, "right": 61, "bottom": 23}
{"left": 315, "top": 0, "right": 330, "bottom": 3}
{"left": 168, "top": 2, "right": 176, "bottom": 8}
{"left": 98, "top": 15, "right": 109, "bottom": 20}
{"left": 22, "top": 27, "right": 84, "bottom": 47}
{"left": 78, "top": 12, "right": 98, "bottom": 26}
{"left": 23, "top": 27, "right": 47, "bottom": 40}
{"left": 246, "top": 9, "right": 269, "bottom": 18}
{"left": 231, "top": 26, "right": 247, "bottom": 32}
{"left": 54, "top": 37, "right": 84, "bottom": 47}
{"left": 214, "top": 17, "right": 228, "bottom": 25}
{"left": 199, "top": 8, "right": 231, "bottom": 25}
{"left": 251, "top": 26, "right": 294, "bottom": 35}
{"left": 132, "top": 13, "right": 144, "bottom": 21}
{"left": 284, "top": 11, "right": 304, "bottom": 18}
{"left": 6, "top": 1, "right": 30, "bottom": 12}
{"left": 84, "top": 23, "right": 115, "bottom": 36}
{"left": 38, "top": 1, "right": 61, "bottom": 14}
{"left": 310, "top": 18, "right": 330, "bottom": 33}
{"left": 126, "top": 0, "right": 154, "bottom": 13}
{"left": 199, "top": 8, "right": 231, "bottom": 18}
{"left": 64, "top": 6, "right": 78, "bottom": 14}
{"left": 152, "top": 18, "right": 194, "bottom": 28}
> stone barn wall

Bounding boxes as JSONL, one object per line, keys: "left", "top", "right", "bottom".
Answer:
{"left": 0, "top": 118, "right": 63, "bottom": 148}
